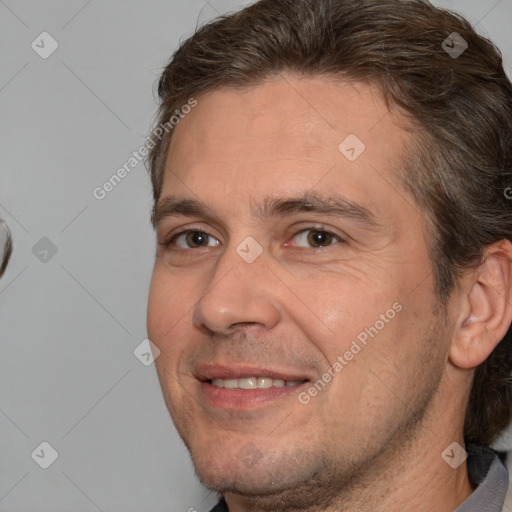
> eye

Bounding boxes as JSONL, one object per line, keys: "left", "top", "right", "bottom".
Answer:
{"left": 291, "top": 228, "right": 342, "bottom": 248}
{"left": 167, "top": 230, "right": 220, "bottom": 249}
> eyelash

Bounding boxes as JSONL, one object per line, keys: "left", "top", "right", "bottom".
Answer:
{"left": 161, "top": 226, "right": 344, "bottom": 250}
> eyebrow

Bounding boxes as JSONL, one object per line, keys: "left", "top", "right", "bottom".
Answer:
{"left": 152, "top": 191, "right": 381, "bottom": 232}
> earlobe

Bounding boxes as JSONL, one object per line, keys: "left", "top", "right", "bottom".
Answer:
{"left": 451, "top": 317, "right": 493, "bottom": 369}
{"left": 449, "top": 240, "right": 512, "bottom": 370}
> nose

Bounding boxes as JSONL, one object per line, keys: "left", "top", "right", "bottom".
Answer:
{"left": 192, "top": 243, "right": 281, "bottom": 336}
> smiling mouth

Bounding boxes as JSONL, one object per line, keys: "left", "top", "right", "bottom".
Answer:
{"left": 208, "top": 377, "right": 308, "bottom": 389}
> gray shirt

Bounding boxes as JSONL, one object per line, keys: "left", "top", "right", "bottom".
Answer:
{"left": 209, "top": 445, "right": 509, "bottom": 511}
{"left": 455, "top": 444, "right": 509, "bottom": 512}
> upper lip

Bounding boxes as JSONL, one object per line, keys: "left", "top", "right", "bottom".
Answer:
{"left": 195, "top": 363, "right": 311, "bottom": 382}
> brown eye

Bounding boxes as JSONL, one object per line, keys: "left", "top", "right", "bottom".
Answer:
{"left": 290, "top": 228, "right": 341, "bottom": 248}
{"left": 185, "top": 231, "right": 209, "bottom": 248}
{"left": 166, "top": 230, "right": 220, "bottom": 249}
{"left": 307, "top": 230, "right": 334, "bottom": 247}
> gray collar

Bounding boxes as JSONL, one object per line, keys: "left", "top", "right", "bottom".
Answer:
{"left": 454, "top": 445, "right": 509, "bottom": 512}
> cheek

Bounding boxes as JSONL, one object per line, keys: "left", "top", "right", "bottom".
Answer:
{"left": 147, "top": 264, "right": 193, "bottom": 338}
{"left": 147, "top": 276, "right": 185, "bottom": 377}
{"left": 147, "top": 271, "right": 190, "bottom": 409}
{"left": 284, "top": 269, "right": 397, "bottom": 353}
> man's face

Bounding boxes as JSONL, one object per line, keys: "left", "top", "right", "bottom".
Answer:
{"left": 147, "top": 76, "right": 451, "bottom": 501}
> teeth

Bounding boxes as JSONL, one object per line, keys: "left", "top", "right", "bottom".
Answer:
{"left": 222, "top": 379, "right": 239, "bottom": 389}
{"left": 258, "top": 377, "right": 273, "bottom": 388}
{"left": 239, "top": 377, "right": 258, "bottom": 389}
{"left": 211, "top": 377, "right": 304, "bottom": 389}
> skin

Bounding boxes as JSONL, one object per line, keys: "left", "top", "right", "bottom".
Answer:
{"left": 147, "top": 74, "right": 512, "bottom": 511}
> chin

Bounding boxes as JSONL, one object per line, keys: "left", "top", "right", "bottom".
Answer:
{"left": 188, "top": 444, "right": 271, "bottom": 493}
{"left": 196, "top": 468, "right": 279, "bottom": 496}
{"left": 189, "top": 438, "right": 322, "bottom": 499}
{"left": 194, "top": 455, "right": 347, "bottom": 512}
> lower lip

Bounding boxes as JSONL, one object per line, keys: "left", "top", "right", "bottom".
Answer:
{"left": 200, "top": 381, "right": 308, "bottom": 409}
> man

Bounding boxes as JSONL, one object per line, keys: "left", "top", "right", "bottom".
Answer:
{"left": 146, "top": 0, "right": 512, "bottom": 510}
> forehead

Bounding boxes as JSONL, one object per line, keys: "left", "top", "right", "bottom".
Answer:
{"left": 162, "top": 74, "right": 417, "bottom": 218}
{"left": 168, "top": 76, "right": 406, "bottom": 159}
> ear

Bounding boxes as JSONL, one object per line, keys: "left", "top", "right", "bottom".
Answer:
{"left": 449, "top": 240, "right": 512, "bottom": 370}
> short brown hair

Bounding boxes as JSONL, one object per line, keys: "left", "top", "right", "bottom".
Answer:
{"left": 147, "top": 0, "right": 512, "bottom": 446}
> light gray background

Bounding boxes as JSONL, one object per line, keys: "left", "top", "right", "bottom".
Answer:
{"left": 0, "top": 1, "right": 511, "bottom": 511}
